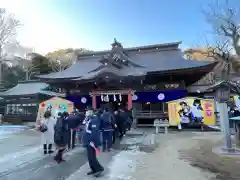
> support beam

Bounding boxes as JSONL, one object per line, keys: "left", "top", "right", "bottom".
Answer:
{"left": 127, "top": 90, "right": 132, "bottom": 110}
{"left": 92, "top": 94, "right": 97, "bottom": 109}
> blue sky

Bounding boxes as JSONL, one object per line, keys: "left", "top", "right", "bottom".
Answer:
{"left": 1, "top": 0, "right": 238, "bottom": 54}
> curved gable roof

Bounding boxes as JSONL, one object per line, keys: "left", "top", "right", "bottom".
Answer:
{"left": 38, "top": 40, "right": 216, "bottom": 80}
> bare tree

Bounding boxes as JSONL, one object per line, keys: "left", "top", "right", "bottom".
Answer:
{"left": 191, "top": 1, "right": 240, "bottom": 84}
{"left": 49, "top": 52, "right": 77, "bottom": 72}
{"left": 0, "top": 8, "right": 20, "bottom": 89}
{"left": 189, "top": 36, "right": 234, "bottom": 85}
{"left": 203, "top": 0, "right": 240, "bottom": 56}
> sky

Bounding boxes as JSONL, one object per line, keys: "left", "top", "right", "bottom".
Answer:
{"left": 0, "top": 0, "right": 238, "bottom": 54}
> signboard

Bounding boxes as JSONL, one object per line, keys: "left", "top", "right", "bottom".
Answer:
{"left": 36, "top": 97, "right": 74, "bottom": 121}
{"left": 136, "top": 81, "right": 185, "bottom": 92}
{"left": 168, "top": 97, "right": 216, "bottom": 126}
{"left": 164, "top": 83, "right": 180, "bottom": 89}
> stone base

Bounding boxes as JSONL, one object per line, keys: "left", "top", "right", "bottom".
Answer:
{"left": 218, "top": 147, "right": 240, "bottom": 156}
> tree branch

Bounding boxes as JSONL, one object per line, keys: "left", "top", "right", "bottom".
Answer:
{"left": 204, "top": 1, "right": 240, "bottom": 56}
{"left": 0, "top": 8, "right": 20, "bottom": 60}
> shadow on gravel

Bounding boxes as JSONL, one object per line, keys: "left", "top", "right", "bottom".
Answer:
{"left": 113, "top": 132, "right": 157, "bottom": 153}
{"left": 179, "top": 139, "right": 240, "bottom": 180}
{"left": 116, "top": 143, "right": 156, "bottom": 153}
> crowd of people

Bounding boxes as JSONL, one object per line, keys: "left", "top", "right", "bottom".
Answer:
{"left": 35, "top": 106, "right": 133, "bottom": 177}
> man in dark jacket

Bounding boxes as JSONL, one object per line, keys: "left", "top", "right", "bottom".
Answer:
{"left": 125, "top": 109, "right": 133, "bottom": 131}
{"left": 101, "top": 108, "right": 115, "bottom": 151}
{"left": 67, "top": 112, "right": 85, "bottom": 149}
{"left": 82, "top": 108, "right": 104, "bottom": 177}
{"left": 117, "top": 108, "right": 127, "bottom": 137}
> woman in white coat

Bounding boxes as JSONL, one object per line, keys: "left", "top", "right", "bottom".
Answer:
{"left": 38, "top": 111, "right": 56, "bottom": 154}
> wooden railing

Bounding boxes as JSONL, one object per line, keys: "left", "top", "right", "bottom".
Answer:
{"left": 135, "top": 110, "right": 168, "bottom": 119}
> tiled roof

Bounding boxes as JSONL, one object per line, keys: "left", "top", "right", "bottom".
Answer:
{"left": 187, "top": 84, "right": 212, "bottom": 93}
{"left": 0, "top": 82, "right": 49, "bottom": 96}
{"left": 38, "top": 60, "right": 100, "bottom": 79}
{"left": 38, "top": 40, "right": 216, "bottom": 80}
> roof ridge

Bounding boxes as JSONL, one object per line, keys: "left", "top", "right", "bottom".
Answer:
{"left": 77, "top": 41, "right": 181, "bottom": 57}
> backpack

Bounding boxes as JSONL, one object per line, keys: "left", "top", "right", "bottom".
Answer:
{"left": 54, "top": 117, "right": 64, "bottom": 143}
{"left": 54, "top": 117, "right": 70, "bottom": 146}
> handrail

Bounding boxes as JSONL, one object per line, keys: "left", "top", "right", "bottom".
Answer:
{"left": 135, "top": 110, "right": 167, "bottom": 114}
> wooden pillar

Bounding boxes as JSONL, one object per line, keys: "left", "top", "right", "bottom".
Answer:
{"left": 127, "top": 90, "right": 132, "bottom": 110}
{"left": 235, "top": 122, "right": 240, "bottom": 148}
{"left": 92, "top": 92, "right": 97, "bottom": 109}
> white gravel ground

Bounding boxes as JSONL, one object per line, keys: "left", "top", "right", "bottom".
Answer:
{"left": 129, "top": 132, "right": 217, "bottom": 180}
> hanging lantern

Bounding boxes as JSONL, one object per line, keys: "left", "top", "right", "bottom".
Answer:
{"left": 106, "top": 94, "right": 109, "bottom": 102}
{"left": 101, "top": 95, "right": 104, "bottom": 102}
{"left": 113, "top": 94, "right": 117, "bottom": 101}
{"left": 119, "top": 94, "right": 122, "bottom": 102}
{"left": 103, "top": 95, "right": 107, "bottom": 102}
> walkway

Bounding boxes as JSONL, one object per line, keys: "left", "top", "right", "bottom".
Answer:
{"left": 0, "top": 128, "right": 227, "bottom": 180}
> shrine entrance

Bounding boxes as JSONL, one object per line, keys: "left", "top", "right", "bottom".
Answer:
{"left": 90, "top": 89, "right": 133, "bottom": 110}
{"left": 99, "top": 95, "right": 128, "bottom": 111}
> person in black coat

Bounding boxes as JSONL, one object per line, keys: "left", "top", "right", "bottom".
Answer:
{"left": 113, "top": 110, "right": 120, "bottom": 138}
{"left": 125, "top": 109, "right": 133, "bottom": 131}
{"left": 54, "top": 112, "right": 71, "bottom": 163}
{"left": 111, "top": 111, "right": 117, "bottom": 144}
{"left": 66, "top": 112, "right": 85, "bottom": 149}
{"left": 116, "top": 108, "right": 127, "bottom": 137}
{"left": 101, "top": 108, "right": 115, "bottom": 151}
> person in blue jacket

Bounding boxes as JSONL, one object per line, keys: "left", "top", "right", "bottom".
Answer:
{"left": 101, "top": 108, "right": 115, "bottom": 151}
{"left": 82, "top": 107, "right": 104, "bottom": 177}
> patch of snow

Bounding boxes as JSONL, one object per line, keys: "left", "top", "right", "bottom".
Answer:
{"left": 107, "top": 149, "right": 146, "bottom": 180}
{"left": 0, "top": 146, "right": 84, "bottom": 174}
{"left": 0, "top": 126, "right": 25, "bottom": 139}
{"left": 0, "top": 146, "right": 41, "bottom": 174}
{"left": 0, "top": 147, "right": 40, "bottom": 164}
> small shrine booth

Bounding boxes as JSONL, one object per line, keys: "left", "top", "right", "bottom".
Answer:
{"left": 38, "top": 39, "right": 217, "bottom": 125}
{"left": 0, "top": 80, "right": 63, "bottom": 124}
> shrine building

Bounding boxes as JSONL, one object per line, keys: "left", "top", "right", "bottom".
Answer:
{"left": 38, "top": 39, "right": 216, "bottom": 125}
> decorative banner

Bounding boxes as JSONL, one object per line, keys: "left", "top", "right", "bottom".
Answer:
{"left": 133, "top": 90, "right": 186, "bottom": 102}
{"left": 132, "top": 94, "right": 138, "bottom": 101}
{"left": 66, "top": 90, "right": 187, "bottom": 106}
{"left": 168, "top": 97, "right": 216, "bottom": 126}
{"left": 81, "top": 97, "right": 87, "bottom": 104}
{"left": 157, "top": 93, "right": 165, "bottom": 100}
{"left": 37, "top": 97, "right": 74, "bottom": 121}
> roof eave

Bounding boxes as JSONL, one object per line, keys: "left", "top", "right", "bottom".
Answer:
{"left": 1, "top": 93, "right": 39, "bottom": 97}
{"left": 146, "top": 61, "right": 217, "bottom": 75}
